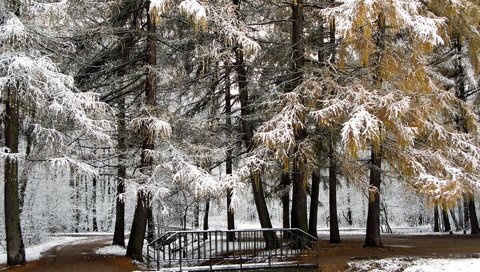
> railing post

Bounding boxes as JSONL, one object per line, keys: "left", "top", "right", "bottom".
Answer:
{"left": 157, "top": 242, "right": 160, "bottom": 271}
{"left": 179, "top": 234, "right": 182, "bottom": 271}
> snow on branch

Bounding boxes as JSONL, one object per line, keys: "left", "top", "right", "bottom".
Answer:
{"left": 0, "top": 13, "right": 27, "bottom": 44}
{"left": 341, "top": 106, "right": 383, "bottom": 156}
{"left": 0, "top": 147, "right": 23, "bottom": 162}
{"left": 48, "top": 157, "right": 98, "bottom": 178}
{"left": 129, "top": 116, "right": 172, "bottom": 142}
{"left": 149, "top": 0, "right": 207, "bottom": 30}
{"left": 179, "top": 0, "right": 207, "bottom": 30}
{"left": 150, "top": 0, "right": 171, "bottom": 14}
{"left": 254, "top": 92, "right": 305, "bottom": 161}
{"left": 210, "top": 5, "right": 261, "bottom": 56}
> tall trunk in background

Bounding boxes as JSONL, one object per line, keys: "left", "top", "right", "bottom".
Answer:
{"left": 434, "top": 203, "right": 440, "bottom": 232}
{"left": 225, "top": 67, "right": 236, "bottom": 241}
{"left": 194, "top": 203, "right": 200, "bottom": 228}
{"left": 457, "top": 198, "right": 464, "bottom": 230}
{"left": 290, "top": 0, "right": 308, "bottom": 234}
{"left": 92, "top": 177, "right": 98, "bottom": 232}
{"left": 364, "top": 13, "right": 385, "bottom": 248}
{"left": 203, "top": 199, "right": 210, "bottom": 240}
{"left": 364, "top": 147, "right": 383, "bottom": 247}
{"left": 468, "top": 195, "right": 480, "bottom": 234}
{"left": 281, "top": 172, "right": 290, "bottom": 229}
{"left": 308, "top": 172, "right": 320, "bottom": 239}
{"left": 449, "top": 208, "right": 460, "bottom": 231}
{"left": 4, "top": 85, "right": 26, "bottom": 265}
{"left": 233, "top": 0, "right": 279, "bottom": 249}
{"left": 453, "top": 36, "right": 479, "bottom": 234}
{"left": 463, "top": 195, "right": 470, "bottom": 229}
{"left": 3, "top": 1, "right": 25, "bottom": 265}
{"left": 126, "top": 2, "right": 157, "bottom": 261}
{"left": 328, "top": 134, "right": 341, "bottom": 243}
{"left": 441, "top": 203, "right": 451, "bottom": 232}
{"left": 113, "top": 96, "right": 126, "bottom": 246}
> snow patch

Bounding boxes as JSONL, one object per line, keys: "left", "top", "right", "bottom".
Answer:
{"left": 0, "top": 236, "right": 85, "bottom": 264}
{"left": 347, "top": 257, "right": 480, "bottom": 272}
{"left": 95, "top": 245, "right": 126, "bottom": 256}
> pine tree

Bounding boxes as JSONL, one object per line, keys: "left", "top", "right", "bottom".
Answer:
{"left": 1, "top": 0, "right": 112, "bottom": 264}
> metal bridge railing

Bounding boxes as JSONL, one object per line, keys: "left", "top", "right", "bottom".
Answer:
{"left": 146, "top": 228, "right": 318, "bottom": 271}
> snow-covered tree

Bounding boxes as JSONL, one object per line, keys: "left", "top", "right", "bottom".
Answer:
{"left": 1, "top": 0, "right": 112, "bottom": 265}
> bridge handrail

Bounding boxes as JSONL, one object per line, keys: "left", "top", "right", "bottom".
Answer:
{"left": 146, "top": 228, "right": 318, "bottom": 271}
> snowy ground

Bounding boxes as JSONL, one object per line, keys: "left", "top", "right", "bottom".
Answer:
{"left": 347, "top": 257, "right": 480, "bottom": 272}
{"left": 0, "top": 236, "right": 85, "bottom": 264}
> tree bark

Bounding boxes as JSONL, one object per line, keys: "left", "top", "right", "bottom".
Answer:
{"left": 92, "top": 177, "right": 98, "bottom": 232}
{"left": 457, "top": 198, "right": 464, "bottom": 230}
{"left": 364, "top": 147, "right": 383, "bottom": 247}
{"left": 328, "top": 136, "right": 341, "bottom": 243}
{"left": 113, "top": 166, "right": 126, "bottom": 246}
{"left": 463, "top": 194, "right": 470, "bottom": 229}
{"left": 449, "top": 208, "right": 461, "bottom": 231}
{"left": 113, "top": 96, "right": 126, "bottom": 246}
{"left": 468, "top": 194, "right": 480, "bottom": 234}
{"left": 233, "top": 0, "right": 279, "bottom": 249}
{"left": 308, "top": 172, "right": 320, "bottom": 239}
{"left": 4, "top": 87, "right": 26, "bottom": 265}
{"left": 434, "top": 203, "right": 440, "bottom": 232}
{"left": 225, "top": 66, "right": 236, "bottom": 241}
{"left": 4, "top": 1, "right": 25, "bottom": 265}
{"left": 126, "top": 191, "right": 149, "bottom": 261}
{"left": 441, "top": 203, "right": 451, "bottom": 232}
{"left": 203, "top": 198, "right": 210, "bottom": 240}
{"left": 281, "top": 172, "right": 291, "bottom": 230}
{"left": 126, "top": 2, "right": 157, "bottom": 260}
{"left": 289, "top": 0, "right": 308, "bottom": 235}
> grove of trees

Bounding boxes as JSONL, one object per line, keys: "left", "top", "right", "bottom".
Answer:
{"left": 1, "top": 0, "right": 480, "bottom": 266}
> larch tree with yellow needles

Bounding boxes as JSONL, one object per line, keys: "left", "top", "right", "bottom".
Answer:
{"left": 313, "top": 0, "right": 480, "bottom": 246}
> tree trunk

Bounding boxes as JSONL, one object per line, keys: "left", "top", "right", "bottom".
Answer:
{"left": 281, "top": 172, "right": 290, "bottom": 229}
{"left": 449, "top": 208, "right": 461, "bottom": 231}
{"left": 328, "top": 136, "right": 341, "bottom": 243}
{"left": 308, "top": 172, "right": 320, "bottom": 239}
{"left": 113, "top": 166, "right": 126, "bottom": 246}
{"left": 203, "top": 198, "right": 210, "bottom": 240}
{"left": 126, "top": 2, "right": 157, "bottom": 260}
{"left": 463, "top": 194, "right": 470, "bottom": 229}
{"left": 4, "top": 86, "right": 26, "bottom": 266}
{"left": 225, "top": 67, "right": 235, "bottom": 241}
{"left": 434, "top": 203, "right": 440, "bottom": 232}
{"left": 92, "top": 177, "right": 98, "bottom": 232}
{"left": 194, "top": 203, "right": 200, "bottom": 228}
{"left": 126, "top": 191, "right": 149, "bottom": 261}
{"left": 290, "top": 0, "right": 308, "bottom": 235}
{"left": 233, "top": 0, "right": 279, "bottom": 248}
{"left": 364, "top": 147, "right": 383, "bottom": 247}
{"left": 252, "top": 173, "right": 280, "bottom": 249}
{"left": 441, "top": 203, "right": 451, "bottom": 232}
{"left": 457, "top": 198, "right": 464, "bottom": 230}
{"left": 328, "top": 135, "right": 341, "bottom": 240}
{"left": 468, "top": 194, "right": 480, "bottom": 234}
{"left": 113, "top": 96, "right": 126, "bottom": 246}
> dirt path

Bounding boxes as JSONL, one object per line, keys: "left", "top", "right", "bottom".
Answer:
{"left": 316, "top": 233, "right": 480, "bottom": 272}
{"left": 1, "top": 237, "right": 139, "bottom": 272}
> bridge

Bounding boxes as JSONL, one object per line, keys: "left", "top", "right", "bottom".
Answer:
{"left": 146, "top": 228, "right": 318, "bottom": 271}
